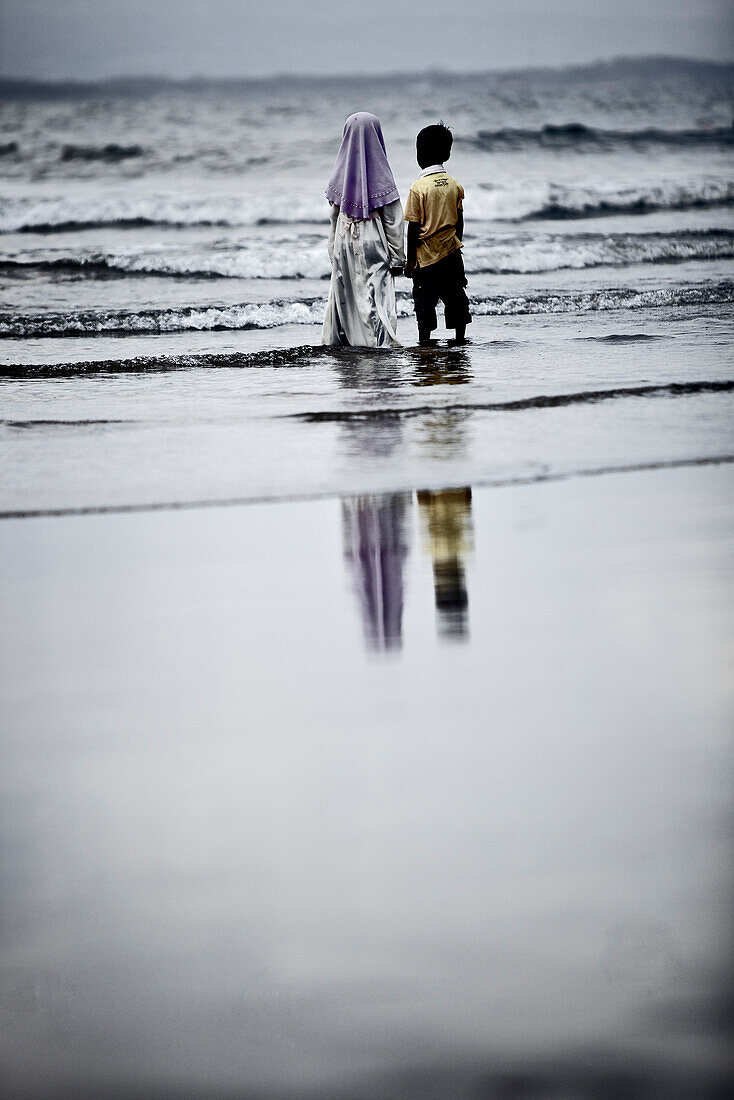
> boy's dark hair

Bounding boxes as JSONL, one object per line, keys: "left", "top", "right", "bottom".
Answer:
{"left": 416, "top": 122, "right": 453, "bottom": 167}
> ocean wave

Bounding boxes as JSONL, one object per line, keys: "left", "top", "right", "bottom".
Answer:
{"left": 3, "top": 177, "right": 733, "bottom": 234}
{"left": 0, "top": 193, "right": 328, "bottom": 233}
{"left": 470, "top": 179, "right": 734, "bottom": 222}
{"left": 59, "top": 143, "right": 146, "bottom": 162}
{"left": 2, "top": 228, "right": 731, "bottom": 283}
{"left": 577, "top": 333, "right": 661, "bottom": 343}
{"left": 468, "top": 229, "right": 734, "bottom": 274}
{"left": 470, "top": 123, "right": 734, "bottom": 150}
{"left": 0, "top": 345, "right": 337, "bottom": 377}
{"left": 469, "top": 282, "right": 734, "bottom": 317}
{"left": 0, "top": 242, "right": 330, "bottom": 280}
{"left": 522, "top": 182, "right": 734, "bottom": 221}
{"left": 0, "top": 299, "right": 327, "bottom": 337}
{"left": 294, "top": 380, "right": 734, "bottom": 422}
{"left": 2, "top": 282, "right": 731, "bottom": 338}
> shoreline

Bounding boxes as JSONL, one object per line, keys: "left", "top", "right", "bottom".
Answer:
{"left": 1, "top": 451, "right": 732, "bottom": 522}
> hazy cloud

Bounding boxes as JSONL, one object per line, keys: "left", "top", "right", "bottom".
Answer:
{"left": 0, "top": 0, "right": 732, "bottom": 79}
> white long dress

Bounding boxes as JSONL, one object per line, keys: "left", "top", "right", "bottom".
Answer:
{"left": 321, "top": 199, "right": 406, "bottom": 348}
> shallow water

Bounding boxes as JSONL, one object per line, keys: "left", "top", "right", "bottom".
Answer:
{"left": 1, "top": 311, "right": 732, "bottom": 515}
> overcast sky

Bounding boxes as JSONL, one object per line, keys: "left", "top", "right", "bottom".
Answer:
{"left": 1, "top": 0, "right": 732, "bottom": 80}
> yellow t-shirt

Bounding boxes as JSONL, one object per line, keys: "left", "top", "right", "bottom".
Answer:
{"left": 404, "top": 171, "right": 464, "bottom": 268}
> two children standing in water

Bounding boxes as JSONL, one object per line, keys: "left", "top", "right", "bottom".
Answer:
{"left": 321, "top": 112, "right": 471, "bottom": 349}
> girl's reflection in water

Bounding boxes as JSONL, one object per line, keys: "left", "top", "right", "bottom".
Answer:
{"left": 341, "top": 493, "right": 411, "bottom": 650}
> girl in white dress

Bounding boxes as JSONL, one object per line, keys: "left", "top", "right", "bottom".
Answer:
{"left": 321, "top": 113, "right": 406, "bottom": 348}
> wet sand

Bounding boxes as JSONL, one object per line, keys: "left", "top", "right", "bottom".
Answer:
{"left": 1, "top": 462, "right": 732, "bottom": 1097}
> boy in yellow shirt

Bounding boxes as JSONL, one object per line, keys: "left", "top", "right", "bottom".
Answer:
{"left": 404, "top": 123, "right": 471, "bottom": 346}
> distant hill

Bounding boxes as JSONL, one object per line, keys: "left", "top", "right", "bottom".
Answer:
{"left": 497, "top": 56, "right": 734, "bottom": 85}
{"left": 0, "top": 56, "right": 732, "bottom": 99}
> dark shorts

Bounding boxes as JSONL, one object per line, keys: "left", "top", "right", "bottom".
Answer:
{"left": 412, "top": 250, "right": 472, "bottom": 333}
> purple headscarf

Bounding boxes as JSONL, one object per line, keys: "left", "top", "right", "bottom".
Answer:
{"left": 326, "top": 112, "right": 400, "bottom": 220}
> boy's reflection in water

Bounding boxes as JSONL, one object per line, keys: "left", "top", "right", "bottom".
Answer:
{"left": 410, "top": 345, "right": 472, "bottom": 388}
{"left": 341, "top": 494, "right": 411, "bottom": 651}
{"left": 417, "top": 487, "right": 474, "bottom": 640}
{"left": 410, "top": 349, "right": 474, "bottom": 640}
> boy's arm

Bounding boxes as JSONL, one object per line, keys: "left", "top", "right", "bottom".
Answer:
{"left": 406, "top": 222, "right": 420, "bottom": 274}
{"left": 456, "top": 209, "right": 463, "bottom": 241}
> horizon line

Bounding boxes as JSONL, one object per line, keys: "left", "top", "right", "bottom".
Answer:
{"left": 1, "top": 53, "right": 733, "bottom": 88}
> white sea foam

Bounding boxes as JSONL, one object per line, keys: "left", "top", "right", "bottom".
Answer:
{"left": 2, "top": 176, "right": 733, "bottom": 234}
{"left": 2, "top": 282, "right": 731, "bottom": 337}
{"left": 0, "top": 300, "right": 327, "bottom": 336}
{"left": 471, "top": 283, "right": 734, "bottom": 315}
{"left": 465, "top": 178, "right": 734, "bottom": 222}
{"left": 0, "top": 243, "right": 331, "bottom": 280}
{"left": 2, "top": 228, "right": 731, "bottom": 282}
{"left": 0, "top": 192, "right": 330, "bottom": 233}
{"left": 465, "top": 229, "right": 734, "bottom": 274}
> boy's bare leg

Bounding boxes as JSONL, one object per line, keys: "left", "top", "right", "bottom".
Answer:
{"left": 451, "top": 324, "right": 466, "bottom": 344}
{"left": 418, "top": 325, "right": 435, "bottom": 346}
